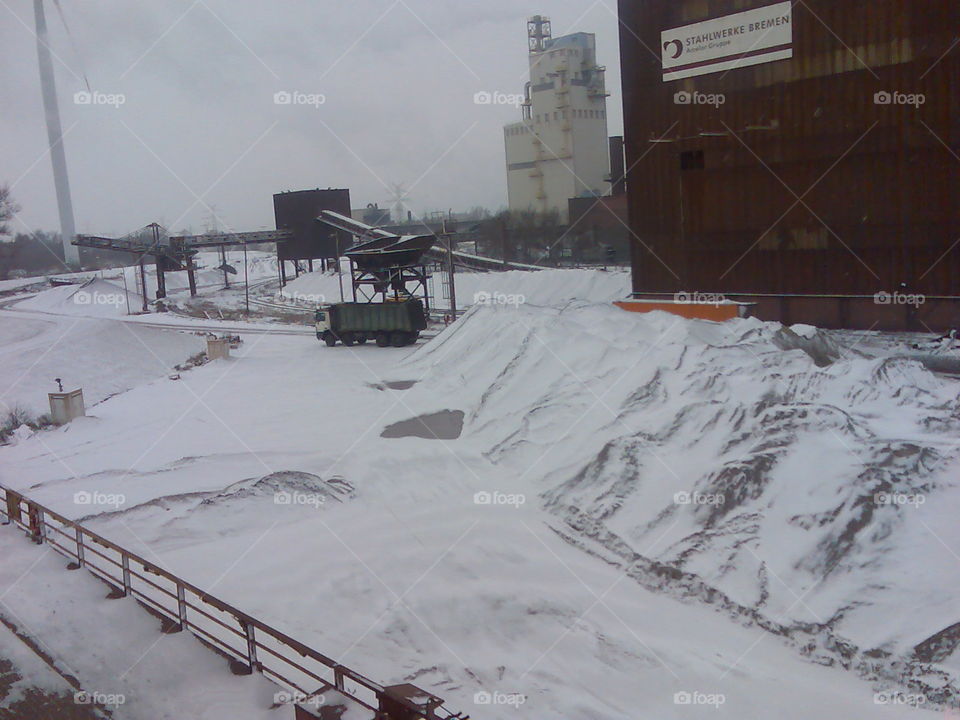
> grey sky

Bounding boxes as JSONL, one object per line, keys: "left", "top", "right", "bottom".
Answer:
{"left": 1, "top": 0, "right": 625, "bottom": 238}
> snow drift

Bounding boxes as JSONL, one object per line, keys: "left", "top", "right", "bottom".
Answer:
{"left": 397, "top": 302, "right": 960, "bottom": 702}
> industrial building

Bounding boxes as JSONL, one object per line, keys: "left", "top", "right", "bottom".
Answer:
{"left": 618, "top": 0, "right": 959, "bottom": 331}
{"left": 504, "top": 16, "right": 612, "bottom": 222}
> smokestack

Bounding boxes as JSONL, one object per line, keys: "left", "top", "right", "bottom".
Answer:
{"left": 35, "top": 0, "right": 80, "bottom": 268}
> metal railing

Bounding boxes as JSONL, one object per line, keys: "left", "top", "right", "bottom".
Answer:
{"left": 0, "top": 483, "right": 457, "bottom": 720}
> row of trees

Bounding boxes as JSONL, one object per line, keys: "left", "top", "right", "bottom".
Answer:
{"left": 0, "top": 185, "right": 70, "bottom": 280}
{"left": 469, "top": 209, "right": 626, "bottom": 266}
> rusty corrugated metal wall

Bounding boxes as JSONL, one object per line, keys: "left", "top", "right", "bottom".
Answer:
{"left": 618, "top": 0, "right": 959, "bottom": 330}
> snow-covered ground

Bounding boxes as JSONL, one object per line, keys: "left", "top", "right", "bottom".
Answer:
{"left": 0, "top": 529, "right": 284, "bottom": 720}
{"left": 0, "top": 304, "right": 205, "bottom": 416}
{"left": 1, "top": 286, "right": 957, "bottom": 718}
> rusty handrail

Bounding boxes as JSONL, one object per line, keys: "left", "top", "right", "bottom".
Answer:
{"left": 0, "top": 483, "right": 454, "bottom": 719}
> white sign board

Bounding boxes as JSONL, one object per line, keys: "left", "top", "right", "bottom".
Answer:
{"left": 661, "top": 1, "right": 793, "bottom": 82}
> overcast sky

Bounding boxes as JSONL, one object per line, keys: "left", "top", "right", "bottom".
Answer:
{"left": 1, "top": 0, "right": 624, "bottom": 238}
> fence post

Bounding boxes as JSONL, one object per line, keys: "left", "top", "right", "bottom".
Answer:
{"left": 27, "top": 504, "right": 42, "bottom": 544}
{"left": 121, "top": 554, "right": 131, "bottom": 596}
{"left": 75, "top": 527, "right": 85, "bottom": 567}
{"left": 35, "top": 508, "right": 47, "bottom": 544}
{"left": 4, "top": 491, "right": 22, "bottom": 526}
{"left": 243, "top": 621, "right": 259, "bottom": 673}
{"left": 176, "top": 583, "right": 187, "bottom": 632}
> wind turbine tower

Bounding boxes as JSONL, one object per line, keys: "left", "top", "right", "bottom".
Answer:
{"left": 34, "top": 0, "right": 80, "bottom": 267}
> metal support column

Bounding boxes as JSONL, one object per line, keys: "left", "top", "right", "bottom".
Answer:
{"left": 138, "top": 258, "right": 148, "bottom": 312}
{"left": 155, "top": 258, "right": 166, "bottom": 299}
{"left": 186, "top": 254, "right": 197, "bottom": 297}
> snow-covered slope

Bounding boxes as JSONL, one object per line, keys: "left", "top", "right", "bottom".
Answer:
{"left": 394, "top": 302, "right": 960, "bottom": 702}
{"left": 13, "top": 278, "right": 143, "bottom": 317}
{"left": 0, "top": 306, "right": 204, "bottom": 415}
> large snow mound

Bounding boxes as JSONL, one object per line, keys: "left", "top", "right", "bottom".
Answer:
{"left": 396, "top": 302, "right": 960, "bottom": 698}
{"left": 13, "top": 278, "right": 143, "bottom": 317}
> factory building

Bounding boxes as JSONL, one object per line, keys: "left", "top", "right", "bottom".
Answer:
{"left": 618, "top": 0, "right": 959, "bottom": 331}
{"left": 504, "top": 17, "right": 612, "bottom": 222}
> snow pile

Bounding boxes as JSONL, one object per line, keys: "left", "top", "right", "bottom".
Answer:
{"left": 398, "top": 302, "right": 960, "bottom": 700}
{"left": 13, "top": 278, "right": 142, "bottom": 317}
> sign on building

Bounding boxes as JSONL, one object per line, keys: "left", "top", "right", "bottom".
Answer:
{"left": 661, "top": 1, "right": 793, "bottom": 81}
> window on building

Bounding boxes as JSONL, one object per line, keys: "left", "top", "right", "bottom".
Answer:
{"left": 680, "top": 150, "right": 705, "bottom": 171}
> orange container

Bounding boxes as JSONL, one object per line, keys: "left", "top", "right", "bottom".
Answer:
{"left": 614, "top": 300, "right": 741, "bottom": 322}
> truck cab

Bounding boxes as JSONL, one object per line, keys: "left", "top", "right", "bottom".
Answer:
{"left": 314, "top": 306, "right": 332, "bottom": 337}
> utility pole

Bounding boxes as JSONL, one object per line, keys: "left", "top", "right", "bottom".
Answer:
{"left": 443, "top": 222, "right": 456, "bottom": 318}
{"left": 243, "top": 241, "right": 250, "bottom": 315}
{"left": 120, "top": 265, "right": 131, "bottom": 315}
{"left": 138, "top": 258, "right": 148, "bottom": 312}
{"left": 337, "top": 236, "right": 345, "bottom": 303}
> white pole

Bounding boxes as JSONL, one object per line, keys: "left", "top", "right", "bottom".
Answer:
{"left": 121, "top": 264, "right": 131, "bottom": 315}
{"left": 34, "top": 0, "right": 80, "bottom": 268}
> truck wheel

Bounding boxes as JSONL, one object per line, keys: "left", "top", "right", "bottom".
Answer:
{"left": 390, "top": 332, "right": 406, "bottom": 347}
{"left": 376, "top": 332, "right": 390, "bottom": 347}
{"left": 407, "top": 332, "right": 419, "bottom": 346}
{"left": 323, "top": 332, "right": 337, "bottom": 347}
{"left": 341, "top": 332, "right": 355, "bottom": 347}
{"left": 356, "top": 337, "right": 368, "bottom": 345}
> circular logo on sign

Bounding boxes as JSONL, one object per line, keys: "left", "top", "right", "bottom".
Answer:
{"left": 663, "top": 39, "right": 684, "bottom": 60}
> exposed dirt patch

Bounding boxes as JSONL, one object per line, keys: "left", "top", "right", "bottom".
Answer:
{"left": 381, "top": 410, "right": 464, "bottom": 440}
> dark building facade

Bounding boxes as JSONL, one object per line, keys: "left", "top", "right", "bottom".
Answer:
{"left": 619, "top": 0, "right": 959, "bottom": 330}
{"left": 273, "top": 189, "right": 351, "bottom": 262}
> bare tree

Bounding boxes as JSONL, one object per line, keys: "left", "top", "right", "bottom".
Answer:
{"left": 0, "top": 185, "right": 20, "bottom": 241}
{"left": 0, "top": 186, "right": 21, "bottom": 279}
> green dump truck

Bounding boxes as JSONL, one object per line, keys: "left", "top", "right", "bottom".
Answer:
{"left": 315, "top": 300, "right": 427, "bottom": 348}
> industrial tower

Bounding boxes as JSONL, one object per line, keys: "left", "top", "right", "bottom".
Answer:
{"left": 504, "top": 16, "right": 611, "bottom": 222}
